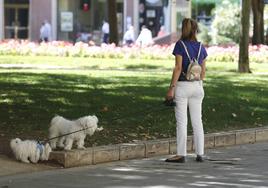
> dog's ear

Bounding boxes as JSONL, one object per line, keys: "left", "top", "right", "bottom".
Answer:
{"left": 15, "top": 138, "right": 21, "bottom": 143}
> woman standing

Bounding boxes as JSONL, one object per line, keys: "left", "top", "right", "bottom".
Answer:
{"left": 165, "top": 18, "right": 207, "bottom": 163}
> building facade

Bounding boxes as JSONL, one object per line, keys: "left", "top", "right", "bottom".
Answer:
{"left": 0, "top": 0, "right": 190, "bottom": 43}
{"left": 0, "top": 0, "right": 56, "bottom": 41}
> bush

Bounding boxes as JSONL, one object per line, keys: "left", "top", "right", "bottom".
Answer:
{"left": 197, "top": 22, "right": 212, "bottom": 45}
{"left": 211, "top": 1, "right": 240, "bottom": 45}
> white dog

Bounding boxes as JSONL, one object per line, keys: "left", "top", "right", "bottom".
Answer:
{"left": 48, "top": 115, "right": 103, "bottom": 150}
{"left": 10, "top": 138, "right": 52, "bottom": 163}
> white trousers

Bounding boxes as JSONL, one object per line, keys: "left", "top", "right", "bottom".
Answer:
{"left": 174, "top": 81, "right": 204, "bottom": 156}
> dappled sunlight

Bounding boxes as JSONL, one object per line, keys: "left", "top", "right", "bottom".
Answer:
{"left": 231, "top": 173, "right": 264, "bottom": 178}
{"left": 189, "top": 181, "right": 265, "bottom": 187}
{"left": 0, "top": 69, "right": 174, "bottom": 144}
{"left": 0, "top": 59, "right": 267, "bottom": 144}
{"left": 240, "top": 179, "right": 264, "bottom": 183}
{"left": 112, "top": 167, "right": 139, "bottom": 172}
{"left": 47, "top": 97, "right": 72, "bottom": 106}
{"left": 92, "top": 173, "right": 146, "bottom": 180}
{"left": 106, "top": 186, "right": 178, "bottom": 188}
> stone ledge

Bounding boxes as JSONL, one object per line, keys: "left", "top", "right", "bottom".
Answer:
{"left": 49, "top": 126, "right": 268, "bottom": 168}
{"left": 119, "top": 143, "right": 145, "bottom": 160}
{"left": 145, "top": 140, "right": 169, "bottom": 158}
{"left": 93, "top": 145, "right": 120, "bottom": 164}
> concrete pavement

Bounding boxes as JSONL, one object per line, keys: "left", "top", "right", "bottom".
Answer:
{"left": 0, "top": 142, "right": 268, "bottom": 188}
{"left": 0, "top": 154, "right": 59, "bottom": 177}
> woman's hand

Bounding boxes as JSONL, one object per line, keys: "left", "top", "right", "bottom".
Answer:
{"left": 166, "top": 86, "right": 175, "bottom": 100}
{"left": 166, "top": 55, "right": 182, "bottom": 101}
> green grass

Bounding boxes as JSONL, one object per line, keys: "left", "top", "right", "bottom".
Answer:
{"left": 0, "top": 55, "right": 267, "bottom": 147}
{"left": 0, "top": 55, "right": 172, "bottom": 71}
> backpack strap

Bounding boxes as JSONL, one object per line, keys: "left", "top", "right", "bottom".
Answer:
{"left": 180, "top": 40, "right": 202, "bottom": 62}
{"left": 180, "top": 40, "right": 191, "bottom": 62}
{"left": 197, "top": 42, "right": 202, "bottom": 61}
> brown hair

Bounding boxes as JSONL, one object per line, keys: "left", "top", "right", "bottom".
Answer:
{"left": 180, "top": 18, "right": 198, "bottom": 41}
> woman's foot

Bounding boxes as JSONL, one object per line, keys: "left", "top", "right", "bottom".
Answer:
{"left": 165, "top": 155, "right": 185, "bottom": 163}
{"left": 196, "top": 155, "right": 204, "bottom": 162}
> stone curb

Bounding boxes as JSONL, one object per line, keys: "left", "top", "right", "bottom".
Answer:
{"left": 49, "top": 127, "right": 268, "bottom": 168}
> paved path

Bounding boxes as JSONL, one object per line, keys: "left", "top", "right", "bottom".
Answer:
{"left": 0, "top": 155, "right": 58, "bottom": 177}
{"left": 0, "top": 142, "right": 268, "bottom": 188}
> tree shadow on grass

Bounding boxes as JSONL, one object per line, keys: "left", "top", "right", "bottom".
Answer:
{"left": 0, "top": 71, "right": 174, "bottom": 145}
{"left": 202, "top": 73, "right": 268, "bottom": 132}
{"left": 0, "top": 71, "right": 267, "bottom": 146}
{"left": 124, "top": 64, "right": 169, "bottom": 70}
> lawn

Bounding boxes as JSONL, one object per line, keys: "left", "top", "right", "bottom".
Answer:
{"left": 0, "top": 55, "right": 267, "bottom": 147}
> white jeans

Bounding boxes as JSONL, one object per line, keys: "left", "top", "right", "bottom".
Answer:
{"left": 174, "top": 81, "right": 204, "bottom": 156}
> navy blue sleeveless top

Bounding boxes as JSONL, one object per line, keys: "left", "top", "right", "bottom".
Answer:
{"left": 172, "top": 40, "right": 208, "bottom": 81}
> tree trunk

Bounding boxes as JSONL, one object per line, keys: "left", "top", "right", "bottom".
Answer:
{"left": 108, "top": 0, "right": 118, "bottom": 45}
{"left": 251, "top": 0, "right": 264, "bottom": 45}
{"left": 238, "top": 0, "right": 251, "bottom": 73}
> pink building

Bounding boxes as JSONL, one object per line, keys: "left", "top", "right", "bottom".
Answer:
{"left": 0, "top": 0, "right": 190, "bottom": 43}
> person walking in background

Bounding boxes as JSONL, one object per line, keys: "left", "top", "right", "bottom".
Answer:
{"left": 39, "top": 22, "right": 48, "bottom": 42}
{"left": 135, "top": 25, "right": 154, "bottom": 47}
{"left": 123, "top": 25, "right": 135, "bottom": 46}
{"left": 102, "top": 20, "right": 110, "bottom": 44}
{"left": 165, "top": 18, "right": 208, "bottom": 163}
{"left": 39, "top": 20, "right": 52, "bottom": 42}
{"left": 44, "top": 20, "right": 52, "bottom": 41}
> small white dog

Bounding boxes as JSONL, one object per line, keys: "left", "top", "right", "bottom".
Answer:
{"left": 49, "top": 115, "right": 103, "bottom": 150}
{"left": 10, "top": 138, "right": 52, "bottom": 163}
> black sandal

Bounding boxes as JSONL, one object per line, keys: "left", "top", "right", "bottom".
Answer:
{"left": 196, "top": 155, "right": 204, "bottom": 162}
{"left": 165, "top": 155, "right": 185, "bottom": 163}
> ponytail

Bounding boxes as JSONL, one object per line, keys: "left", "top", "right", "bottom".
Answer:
{"left": 180, "top": 18, "right": 198, "bottom": 41}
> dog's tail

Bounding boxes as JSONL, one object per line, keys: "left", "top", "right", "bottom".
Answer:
{"left": 49, "top": 115, "right": 62, "bottom": 127}
{"left": 96, "top": 127, "right": 104, "bottom": 132}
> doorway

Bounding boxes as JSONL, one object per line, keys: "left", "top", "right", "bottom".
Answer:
{"left": 4, "top": 0, "right": 29, "bottom": 39}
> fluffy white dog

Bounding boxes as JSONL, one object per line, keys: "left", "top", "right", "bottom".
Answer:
{"left": 10, "top": 138, "right": 52, "bottom": 163}
{"left": 49, "top": 115, "right": 103, "bottom": 150}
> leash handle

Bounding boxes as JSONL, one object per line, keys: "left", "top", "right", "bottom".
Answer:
{"left": 163, "top": 99, "right": 176, "bottom": 107}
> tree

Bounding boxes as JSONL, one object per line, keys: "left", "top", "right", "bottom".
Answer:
{"left": 238, "top": 0, "right": 251, "bottom": 73}
{"left": 108, "top": 0, "right": 118, "bottom": 45}
{"left": 252, "top": 0, "right": 264, "bottom": 45}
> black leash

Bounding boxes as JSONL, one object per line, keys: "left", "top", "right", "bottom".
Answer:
{"left": 40, "top": 99, "right": 176, "bottom": 144}
{"left": 41, "top": 126, "right": 91, "bottom": 144}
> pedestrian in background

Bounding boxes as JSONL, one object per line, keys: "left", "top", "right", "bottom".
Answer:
{"left": 135, "top": 25, "right": 154, "bottom": 47}
{"left": 39, "top": 20, "right": 52, "bottom": 42}
{"left": 165, "top": 18, "right": 208, "bottom": 163}
{"left": 102, "top": 20, "right": 110, "bottom": 44}
{"left": 123, "top": 25, "right": 135, "bottom": 46}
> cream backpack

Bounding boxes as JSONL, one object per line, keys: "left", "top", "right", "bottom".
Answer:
{"left": 180, "top": 41, "right": 202, "bottom": 81}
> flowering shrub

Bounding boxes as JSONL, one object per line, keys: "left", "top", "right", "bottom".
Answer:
{"left": 0, "top": 40, "right": 267, "bottom": 63}
{"left": 207, "top": 44, "right": 268, "bottom": 63}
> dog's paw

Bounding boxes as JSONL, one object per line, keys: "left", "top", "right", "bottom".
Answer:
{"left": 97, "top": 127, "right": 104, "bottom": 131}
{"left": 57, "top": 144, "right": 65, "bottom": 149}
{"left": 64, "top": 147, "right": 72, "bottom": 151}
{"left": 21, "top": 159, "right": 30, "bottom": 163}
{"left": 77, "top": 146, "right": 86, "bottom": 150}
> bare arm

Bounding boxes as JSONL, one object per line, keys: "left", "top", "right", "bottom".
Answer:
{"left": 200, "top": 60, "right": 206, "bottom": 80}
{"left": 166, "top": 55, "right": 182, "bottom": 100}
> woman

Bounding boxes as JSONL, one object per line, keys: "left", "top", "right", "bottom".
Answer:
{"left": 165, "top": 18, "right": 207, "bottom": 163}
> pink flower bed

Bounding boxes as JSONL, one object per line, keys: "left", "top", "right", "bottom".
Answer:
{"left": 0, "top": 40, "right": 267, "bottom": 63}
